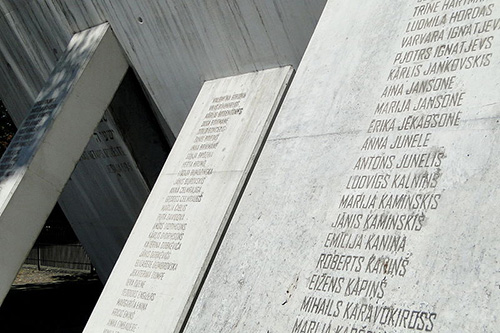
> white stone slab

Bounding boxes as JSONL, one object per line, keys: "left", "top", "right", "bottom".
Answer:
{"left": 0, "top": 23, "right": 128, "bottom": 304}
{"left": 84, "top": 66, "right": 293, "bottom": 333}
{"left": 183, "top": 1, "right": 500, "bottom": 332}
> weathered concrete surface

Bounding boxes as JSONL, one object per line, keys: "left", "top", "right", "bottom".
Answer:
{"left": 0, "top": 23, "right": 128, "bottom": 304}
{"left": 58, "top": 69, "right": 170, "bottom": 282}
{"left": 182, "top": 1, "right": 500, "bottom": 332}
{"left": 0, "top": 0, "right": 326, "bottom": 135}
{"left": 58, "top": 109, "right": 151, "bottom": 281}
{"left": 0, "top": 0, "right": 326, "bottom": 281}
{"left": 84, "top": 66, "right": 293, "bottom": 333}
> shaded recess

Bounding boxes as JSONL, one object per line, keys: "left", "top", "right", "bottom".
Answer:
{"left": 56, "top": 66, "right": 172, "bottom": 281}
{"left": 107, "top": 68, "right": 172, "bottom": 188}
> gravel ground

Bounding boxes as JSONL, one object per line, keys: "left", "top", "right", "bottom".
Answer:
{"left": 0, "top": 265, "right": 103, "bottom": 333}
{"left": 13, "top": 265, "right": 94, "bottom": 286}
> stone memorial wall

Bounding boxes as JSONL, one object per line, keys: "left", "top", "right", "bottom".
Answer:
{"left": 183, "top": 1, "right": 500, "bottom": 332}
{"left": 0, "top": 23, "right": 128, "bottom": 304}
{"left": 84, "top": 66, "right": 293, "bottom": 333}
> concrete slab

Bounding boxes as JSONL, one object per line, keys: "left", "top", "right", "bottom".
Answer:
{"left": 59, "top": 109, "right": 151, "bottom": 281}
{"left": 183, "top": 1, "right": 500, "bottom": 332}
{"left": 84, "top": 66, "right": 293, "bottom": 333}
{"left": 0, "top": 23, "right": 128, "bottom": 304}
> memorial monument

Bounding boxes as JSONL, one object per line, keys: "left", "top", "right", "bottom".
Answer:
{"left": 1, "top": 0, "right": 499, "bottom": 332}
{"left": 0, "top": 23, "right": 129, "bottom": 303}
{"left": 0, "top": 0, "right": 327, "bottom": 283}
{"left": 85, "top": 66, "right": 293, "bottom": 333}
{"left": 182, "top": 1, "right": 500, "bottom": 332}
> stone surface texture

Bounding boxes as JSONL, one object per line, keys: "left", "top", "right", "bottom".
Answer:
{"left": 59, "top": 110, "right": 150, "bottom": 281}
{"left": 182, "top": 1, "right": 500, "bottom": 332}
{"left": 0, "top": 0, "right": 326, "bottom": 135}
{"left": 84, "top": 66, "right": 293, "bottom": 333}
{"left": 0, "top": 23, "right": 128, "bottom": 304}
{"left": 0, "top": 0, "right": 327, "bottom": 281}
